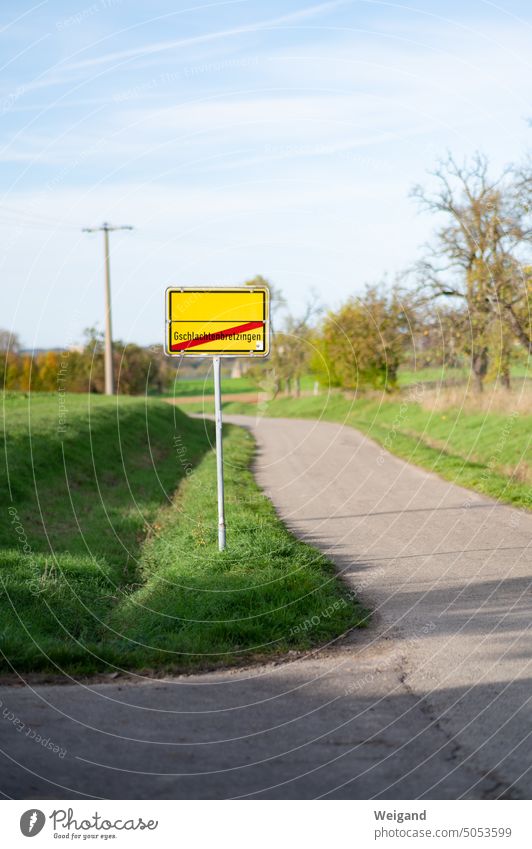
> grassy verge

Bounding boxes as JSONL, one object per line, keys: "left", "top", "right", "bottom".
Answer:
{"left": 181, "top": 392, "right": 531, "bottom": 510}
{"left": 109, "top": 424, "right": 367, "bottom": 666}
{"left": 0, "top": 393, "right": 366, "bottom": 674}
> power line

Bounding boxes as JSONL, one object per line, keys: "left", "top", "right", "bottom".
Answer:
{"left": 0, "top": 217, "right": 78, "bottom": 232}
{"left": 82, "top": 222, "right": 133, "bottom": 396}
{"left": 0, "top": 205, "right": 82, "bottom": 230}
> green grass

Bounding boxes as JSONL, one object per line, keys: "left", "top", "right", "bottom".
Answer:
{"left": 182, "top": 393, "right": 531, "bottom": 510}
{"left": 397, "top": 364, "right": 529, "bottom": 387}
{"left": 0, "top": 393, "right": 366, "bottom": 674}
{"left": 109, "top": 424, "right": 367, "bottom": 664}
{"left": 163, "top": 376, "right": 259, "bottom": 397}
{"left": 397, "top": 366, "right": 468, "bottom": 387}
{"left": 163, "top": 373, "right": 319, "bottom": 397}
{"left": 165, "top": 364, "right": 529, "bottom": 397}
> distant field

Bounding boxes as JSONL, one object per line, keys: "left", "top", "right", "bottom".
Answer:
{"left": 397, "top": 366, "right": 467, "bottom": 386}
{"left": 182, "top": 391, "right": 531, "bottom": 510}
{"left": 165, "top": 364, "right": 530, "bottom": 398}
{"left": 0, "top": 393, "right": 365, "bottom": 674}
{"left": 163, "top": 376, "right": 259, "bottom": 397}
{"left": 398, "top": 363, "right": 529, "bottom": 387}
{"left": 165, "top": 374, "right": 318, "bottom": 397}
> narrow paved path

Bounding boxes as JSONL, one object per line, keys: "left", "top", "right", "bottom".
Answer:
{"left": 1, "top": 416, "right": 531, "bottom": 799}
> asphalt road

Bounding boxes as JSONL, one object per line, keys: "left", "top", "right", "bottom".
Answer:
{"left": 1, "top": 415, "right": 531, "bottom": 799}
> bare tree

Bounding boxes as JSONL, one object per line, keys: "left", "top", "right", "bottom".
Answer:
{"left": 271, "top": 290, "right": 323, "bottom": 397}
{"left": 411, "top": 153, "right": 531, "bottom": 389}
{"left": 244, "top": 274, "right": 286, "bottom": 335}
{"left": 0, "top": 329, "right": 20, "bottom": 353}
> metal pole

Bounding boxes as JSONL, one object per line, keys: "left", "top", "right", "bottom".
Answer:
{"left": 102, "top": 225, "right": 114, "bottom": 396}
{"left": 213, "top": 356, "right": 226, "bottom": 551}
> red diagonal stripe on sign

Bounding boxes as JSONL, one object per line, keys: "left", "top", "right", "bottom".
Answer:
{"left": 170, "top": 320, "right": 264, "bottom": 351}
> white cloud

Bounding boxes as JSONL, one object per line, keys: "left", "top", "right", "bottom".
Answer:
{"left": 22, "top": 0, "right": 348, "bottom": 91}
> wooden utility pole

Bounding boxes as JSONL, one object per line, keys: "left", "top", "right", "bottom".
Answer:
{"left": 82, "top": 222, "right": 133, "bottom": 395}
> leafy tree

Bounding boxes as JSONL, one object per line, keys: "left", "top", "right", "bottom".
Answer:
{"left": 36, "top": 351, "right": 61, "bottom": 391}
{"left": 116, "top": 343, "right": 162, "bottom": 395}
{"left": 317, "top": 285, "right": 410, "bottom": 391}
{"left": 20, "top": 356, "right": 33, "bottom": 391}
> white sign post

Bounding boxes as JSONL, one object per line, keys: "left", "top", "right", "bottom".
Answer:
{"left": 212, "top": 356, "right": 226, "bottom": 550}
{"left": 165, "top": 286, "right": 270, "bottom": 552}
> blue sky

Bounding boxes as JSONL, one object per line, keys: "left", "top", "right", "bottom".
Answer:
{"left": 2, "top": 0, "right": 532, "bottom": 348}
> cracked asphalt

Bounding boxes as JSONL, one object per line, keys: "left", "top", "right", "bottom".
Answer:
{"left": 1, "top": 415, "right": 531, "bottom": 799}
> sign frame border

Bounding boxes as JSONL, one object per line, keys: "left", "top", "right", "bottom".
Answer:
{"left": 164, "top": 285, "right": 270, "bottom": 358}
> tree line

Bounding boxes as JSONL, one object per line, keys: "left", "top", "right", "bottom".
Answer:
{"left": 2, "top": 152, "right": 530, "bottom": 396}
{"left": 264, "top": 152, "right": 531, "bottom": 394}
{"left": 0, "top": 328, "right": 173, "bottom": 395}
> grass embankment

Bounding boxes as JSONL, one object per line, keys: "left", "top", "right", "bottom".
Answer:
{"left": 183, "top": 390, "right": 531, "bottom": 510}
{"left": 0, "top": 393, "right": 365, "bottom": 674}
